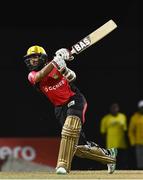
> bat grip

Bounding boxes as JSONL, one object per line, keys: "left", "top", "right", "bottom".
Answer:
{"left": 70, "top": 48, "right": 76, "bottom": 55}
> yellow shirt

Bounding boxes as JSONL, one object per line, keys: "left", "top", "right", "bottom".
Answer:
{"left": 128, "top": 112, "right": 143, "bottom": 145}
{"left": 100, "top": 113, "right": 127, "bottom": 149}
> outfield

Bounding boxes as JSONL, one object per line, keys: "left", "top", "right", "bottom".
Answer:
{"left": 0, "top": 170, "right": 142, "bottom": 179}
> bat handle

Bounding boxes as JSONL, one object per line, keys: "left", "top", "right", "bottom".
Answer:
{"left": 70, "top": 48, "right": 76, "bottom": 55}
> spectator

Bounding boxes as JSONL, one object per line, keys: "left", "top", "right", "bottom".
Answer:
{"left": 128, "top": 100, "right": 143, "bottom": 169}
{"left": 100, "top": 103, "right": 128, "bottom": 169}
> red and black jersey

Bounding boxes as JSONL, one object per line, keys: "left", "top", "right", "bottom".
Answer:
{"left": 28, "top": 67, "right": 75, "bottom": 106}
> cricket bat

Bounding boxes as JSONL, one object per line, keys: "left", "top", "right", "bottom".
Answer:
{"left": 71, "top": 19, "right": 117, "bottom": 55}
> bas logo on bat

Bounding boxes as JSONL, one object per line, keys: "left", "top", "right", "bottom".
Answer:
{"left": 72, "top": 37, "right": 91, "bottom": 53}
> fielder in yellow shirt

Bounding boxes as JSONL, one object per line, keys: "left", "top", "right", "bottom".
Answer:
{"left": 100, "top": 103, "right": 128, "bottom": 169}
{"left": 128, "top": 100, "right": 143, "bottom": 169}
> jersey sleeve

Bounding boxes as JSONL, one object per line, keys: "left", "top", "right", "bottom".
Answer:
{"left": 28, "top": 71, "right": 37, "bottom": 85}
{"left": 122, "top": 114, "right": 127, "bottom": 131}
{"left": 128, "top": 114, "right": 136, "bottom": 145}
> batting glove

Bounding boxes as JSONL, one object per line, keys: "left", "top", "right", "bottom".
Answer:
{"left": 55, "top": 48, "right": 74, "bottom": 61}
{"left": 62, "top": 67, "right": 76, "bottom": 82}
{"left": 52, "top": 55, "right": 67, "bottom": 71}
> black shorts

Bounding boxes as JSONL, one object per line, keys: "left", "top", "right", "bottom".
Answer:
{"left": 54, "top": 92, "right": 87, "bottom": 126}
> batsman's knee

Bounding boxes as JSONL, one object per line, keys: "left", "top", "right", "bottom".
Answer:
{"left": 62, "top": 115, "right": 81, "bottom": 138}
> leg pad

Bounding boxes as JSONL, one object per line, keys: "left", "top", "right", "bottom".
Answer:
{"left": 75, "top": 144, "right": 116, "bottom": 164}
{"left": 56, "top": 115, "right": 81, "bottom": 171}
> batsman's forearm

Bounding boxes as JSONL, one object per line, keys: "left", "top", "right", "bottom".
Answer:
{"left": 36, "top": 62, "right": 54, "bottom": 82}
{"left": 41, "top": 62, "right": 54, "bottom": 75}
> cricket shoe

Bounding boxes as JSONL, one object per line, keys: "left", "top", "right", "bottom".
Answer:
{"left": 56, "top": 167, "right": 67, "bottom": 174}
{"left": 107, "top": 148, "right": 118, "bottom": 174}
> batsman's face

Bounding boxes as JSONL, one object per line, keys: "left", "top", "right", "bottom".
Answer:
{"left": 29, "top": 55, "right": 39, "bottom": 66}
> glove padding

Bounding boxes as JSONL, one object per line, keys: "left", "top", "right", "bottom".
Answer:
{"left": 61, "top": 67, "right": 76, "bottom": 82}
{"left": 52, "top": 55, "right": 67, "bottom": 71}
{"left": 55, "top": 48, "right": 74, "bottom": 61}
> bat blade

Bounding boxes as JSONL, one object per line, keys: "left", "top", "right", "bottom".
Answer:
{"left": 71, "top": 19, "right": 117, "bottom": 54}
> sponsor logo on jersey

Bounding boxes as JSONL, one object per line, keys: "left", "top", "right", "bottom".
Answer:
{"left": 67, "top": 100, "right": 75, "bottom": 107}
{"left": 53, "top": 74, "right": 59, "bottom": 79}
{"left": 43, "top": 80, "right": 65, "bottom": 92}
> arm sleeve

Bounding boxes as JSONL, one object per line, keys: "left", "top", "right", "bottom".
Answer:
{"left": 100, "top": 116, "right": 107, "bottom": 134}
{"left": 123, "top": 114, "right": 128, "bottom": 131}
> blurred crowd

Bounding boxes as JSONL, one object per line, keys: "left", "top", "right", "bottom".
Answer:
{"left": 100, "top": 100, "right": 143, "bottom": 170}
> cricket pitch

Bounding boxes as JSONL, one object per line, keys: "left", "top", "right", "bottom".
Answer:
{"left": 0, "top": 170, "right": 142, "bottom": 179}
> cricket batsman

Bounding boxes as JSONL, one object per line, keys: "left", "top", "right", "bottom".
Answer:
{"left": 23, "top": 45, "right": 117, "bottom": 174}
